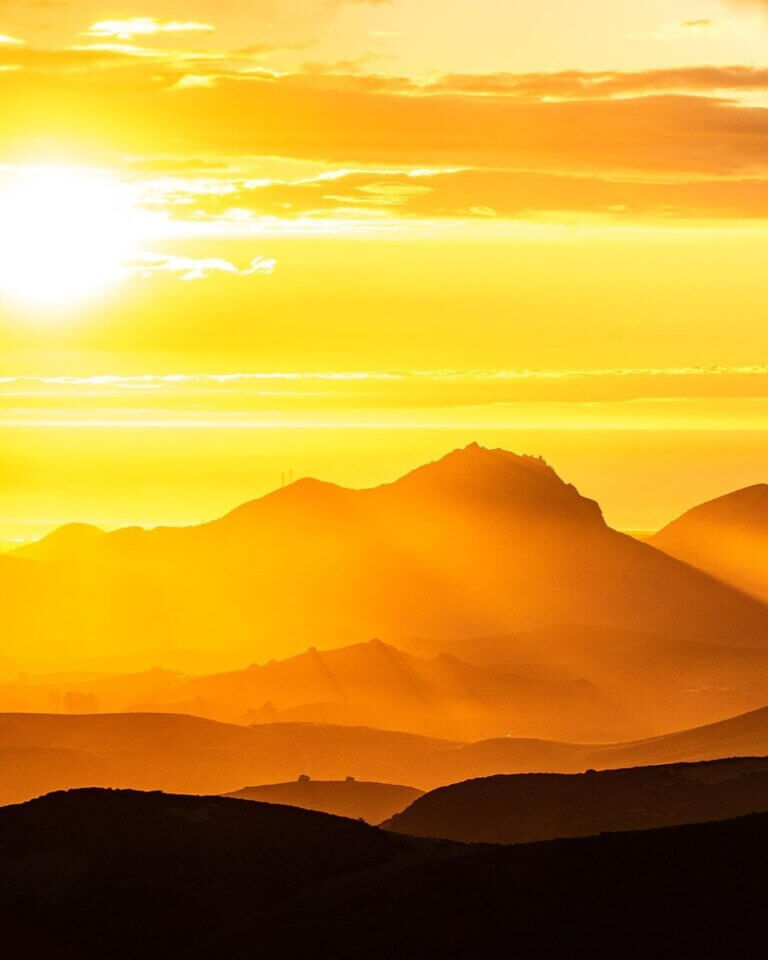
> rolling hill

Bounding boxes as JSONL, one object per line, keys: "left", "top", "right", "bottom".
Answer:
{"left": 0, "top": 713, "right": 459, "bottom": 804}
{"left": 227, "top": 778, "right": 421, "bottom": 823}
{"left": 382, "top": 755, "right": 768, "bottom": 842}
{"left": 131, "top": 638, "right": 630, "bottom": 741}
{"left": 4, "top": 788, "right": 768, "bottom": 958}
{"left": 425, "top": 702, "right": 768, "bottom": 784}
{"left": 0, "top": 638, "right": 630, "bottom": 741}
{"left": 10, "top": 701, "right": 768, "bottom": 802}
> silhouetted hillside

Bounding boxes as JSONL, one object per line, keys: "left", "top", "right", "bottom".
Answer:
{"left": 417, "top": 624, "right": 768, "bottom": 733}
{"left": 382, "top": 756, "right": 768, "bottom": 842}
{"left": 652, "top": 484, "right": 768, "bottom": 603}
{"left": 0, "top": 713, "right": 459, "bottom": 803}
{"left": 8, "top": 629, "right": 768, "bottom": 741}
{"left": 133, "top": 638, "right": 628, "bottom": 741}
{"left": 227, "top": 778, "right": 421, "bottom": 822}
{"left": 7, "top": 445, "right": 768, "bottom": 679}
{"left": 0, "top": 789, "right": 408, "bottom": 959}
{"left": 425, "top": 702, "right": 768, "bottom": 784}
{"left": 0, "top": 713, "right": 310, "bottom": 803}
{"left": 4, "top": 788, "right": 768, "bottom": 958}
{"left": 10, "top": 700, "right": 768, "bottom": 804}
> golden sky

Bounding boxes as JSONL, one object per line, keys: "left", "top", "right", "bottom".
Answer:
{"left": 1, "top": 0, "right": 768, "bottom": 541}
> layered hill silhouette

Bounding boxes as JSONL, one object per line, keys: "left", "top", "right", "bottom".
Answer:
{"left": 7, "top": 628, "right": 768, "bottom": 741}
{"left": 4, "top": 788, "right": 768, "bottom": 958}
{"left": 652, "top": 484, "right": 768, "bottom": 604}
{"left": 410, "top": 622, "right": 768, "bottom": 732}
{"left": 0, "top": 713, "right": 460, "bottom": 804}
{"left": 9, "top": 702, "right": 768, "bottom": 802}
{"left": 6, "top": 444, "right": 768, "bottom": 677}
{"left": 382, "top": 756, "right": 768, "bottom": 843}
{"left": 14, "top": 638, "right": 621, "bottom": 741}
{"left": 0, "top": 638, "right": 627, "bottom": 741}
{"left": 424, "top": 701, "right": 768, "bottom": 784}
{"left": 227, "top": 778, "right": 421, "bottom": 823}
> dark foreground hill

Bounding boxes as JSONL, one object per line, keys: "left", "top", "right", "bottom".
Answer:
{"left": 382, "top": 755, "right": 768, "bottom": 843}
{"left": 226, "top": 778, "right": 421, "bottom": 823}
{"left": 4, "top": 789, "right": 768, "bottom": 959}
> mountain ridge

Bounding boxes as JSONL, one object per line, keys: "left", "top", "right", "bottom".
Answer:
{"left": 5, "top": 445, "right": 768, "bottom": 702}
{"left": 652, "top": 484, "right": 768, "bottom": 603}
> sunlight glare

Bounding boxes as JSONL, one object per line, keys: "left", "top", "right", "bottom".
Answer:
{"left": 0, "top": 166, "right": 143, "bottom": 308}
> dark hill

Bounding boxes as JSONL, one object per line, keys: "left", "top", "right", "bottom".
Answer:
{"left": 382, "top": 755, "right": 768, "bottom": 843}
{"left": 0, "top": 789, "right": 407, "bottom": 960}
{"left": 4, "top": 788, "right": 768, "bottom": 958}
{"left": 226, "top": 778, "right": 421, "bottom": 822}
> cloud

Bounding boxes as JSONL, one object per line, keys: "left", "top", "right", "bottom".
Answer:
{"left": 0, "top": 34, "right": 22, "bottom": 45}
{"left": 173, "top": 74, "right": 217, "bottom": 89}
{"left": 4, "top": 366, "right": 768, "bottom": 432}
{"left": 4, "top": 365, "right": 767, "bottom": 388}
{"left": 426, "top": 65, "right": 768, "bottom": 99}
{"left": 5, "top": 58, "right": 768, "bottom": 193}
{"left": 131, "top": 253, "right": 275, "bottom": 281}
{"left": 84, "top": 18, "right": 215, "bottom": 41}
{"left": 158, "top": 165, "right": 768, "bottom": 223}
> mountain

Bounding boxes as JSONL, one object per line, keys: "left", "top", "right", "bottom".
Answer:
{"left": 0, "top": 638, "right": 629, "bottom": 741}
{"left": 5, "top": 788, "right": 768, "bottom": 959}
{"left": 410, "top": 624, "right": 768, "bottom": 733}
{"left": 382, "top": 756, "right": 768, "bottom": 842}
{"left": 127, "top": 638, "right": 631, "bottom": 741}
{"left": 227, "top": 778, "right": 422, "bottom": 823}
{"left": 651, "top": 484, "right": 768, "bottom": 603}
{"left": 7, "top": 630, "right": 768, "bottom": 741}
{"left": 7, "top": 444, "right": 768, "bottom": 677}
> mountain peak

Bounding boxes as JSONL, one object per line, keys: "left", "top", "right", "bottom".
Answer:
{"left": 386, "top": 444, "right": 604, "bottom": 526}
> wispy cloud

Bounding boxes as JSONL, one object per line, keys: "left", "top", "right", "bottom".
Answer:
{"left": 2, "top": 367, "right": 768, "bottom": 433}
{"left": 130, "top": 253, "right": 275, "bottom": 281}
{"left": 2, "top": 365, "right": 767, "bottom": 388}
{"left": 84, "top": 18, "right": 215, "bottom": 41}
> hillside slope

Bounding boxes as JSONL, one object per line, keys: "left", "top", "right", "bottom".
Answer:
{"left": 652, "top": 484, "right": 768, "bottom": 603}
{"left": 7, "top": 445, "right": 768, "bottom": 675}
{"left": 227, "top": 778, "right": 421, "bottom": 823}
{"left": 4, "top": 788, "right": 768, "bottom": 959}
{"left": 383, "top": 756, "right": 768, "bottom": 842}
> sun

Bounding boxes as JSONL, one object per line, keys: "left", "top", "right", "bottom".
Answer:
{"left": 0, "top": 166, "right": 142, "bottom": 308}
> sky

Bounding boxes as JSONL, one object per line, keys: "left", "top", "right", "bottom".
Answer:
{"left": 1, "top": 0, "right": 768, "bottom": 542}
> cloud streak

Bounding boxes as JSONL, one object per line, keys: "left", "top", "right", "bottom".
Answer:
{"left": 130, "top": 253, "right": 275, "bottom": 281}
{"left": 84, "top": 19, "right": 215, "bottom": 41}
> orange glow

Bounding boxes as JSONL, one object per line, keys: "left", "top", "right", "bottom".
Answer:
{"left": 1, "top": 0, "right": 768, "bottom": 816}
